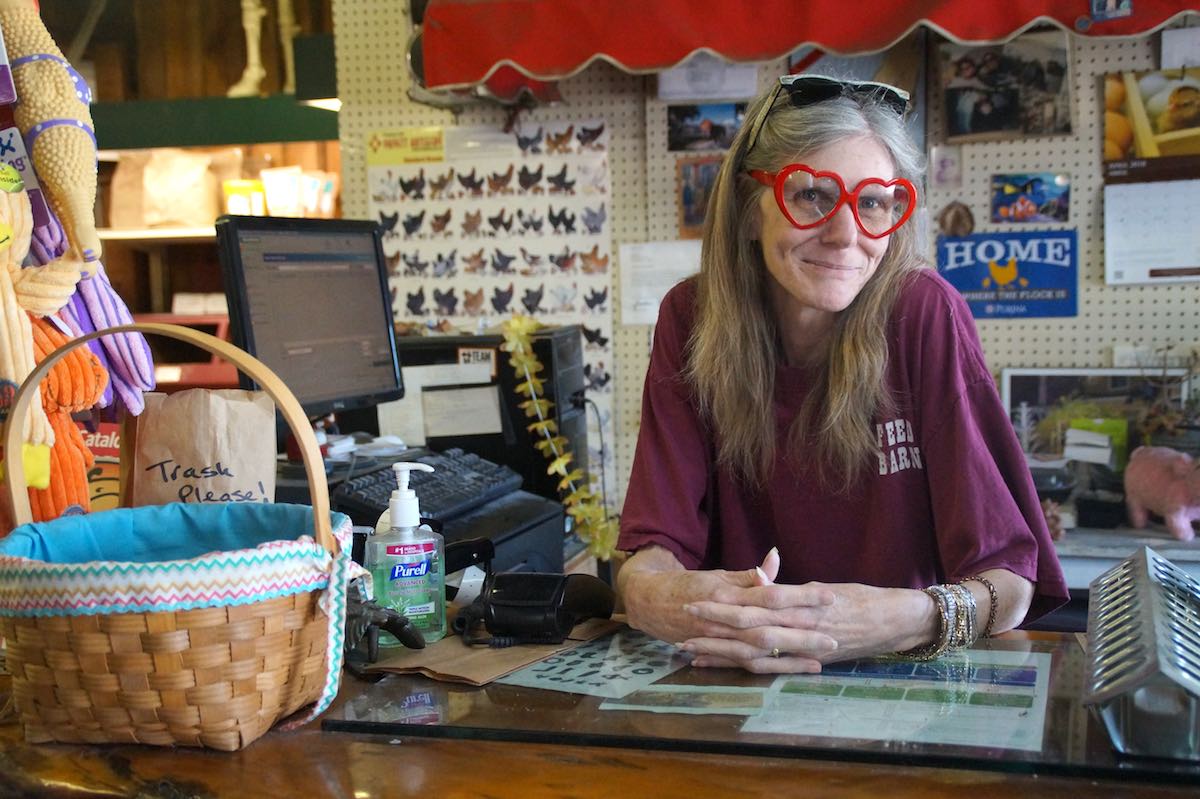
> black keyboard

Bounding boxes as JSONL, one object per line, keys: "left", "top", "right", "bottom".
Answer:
{"left": 334, "top": 448, "right": 524, "bottom": 523}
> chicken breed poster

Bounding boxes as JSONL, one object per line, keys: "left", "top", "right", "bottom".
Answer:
{"left": 367, "top": 121, "right": 616, "bottom": 505}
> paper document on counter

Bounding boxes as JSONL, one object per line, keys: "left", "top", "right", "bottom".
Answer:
{"left": 600, "top": 685, "right": 765, "bottom": 715}
{"left": 368, "top": 618, "right": 621, "bottom": 686}
{"left": 497, "top": 629, "right": 688, "bottom": 698}
{"left": 742, "top": 648, "right": 1051, "bottom": 751}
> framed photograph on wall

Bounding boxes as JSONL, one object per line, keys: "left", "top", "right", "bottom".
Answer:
{"left": 1000, "top": 366, "right": 1191, "bottom": 454}
{"left": 1102, "top": 67, "right": 1200, "bottom": 167}
{"left": 939, "top": 32, "right": 1071, "bottom": 142}
{"left": 990, "top": 172, "right": 1070, "bottom": 223}
{"left": 667, "top": 103, "right": 747, "bottom": 152}
{"left": 677, "top": 155, "right": 723, "bottom": 239}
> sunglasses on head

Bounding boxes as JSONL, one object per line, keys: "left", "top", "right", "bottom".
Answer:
{"left": 742, "top": 74, "right": 911, "bottom": 159}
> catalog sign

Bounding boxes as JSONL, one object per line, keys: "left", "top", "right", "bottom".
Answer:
{"left": 78, "top": 420, "right": 121, "bottom": 512}
{"left": 936, "top": 230, "right": 1077, "bottom": 319}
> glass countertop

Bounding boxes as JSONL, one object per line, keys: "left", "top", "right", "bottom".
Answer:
{"left": 322, "top": 631, "right": 1200, "bottom": 786}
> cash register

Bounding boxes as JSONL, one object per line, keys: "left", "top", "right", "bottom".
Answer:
{"left": 215, "top": 214, "right": 565, "bottom": 573}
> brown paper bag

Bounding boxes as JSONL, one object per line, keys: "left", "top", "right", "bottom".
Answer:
{"left": 109, "top": 147, "right": 245, "bottom": 228}
{"left": 367, "top": 619, "right": 622, "bottom": 685}
{"left": 127, "top": 389, "right": 276, "bottom": 507}
{"left": 108, "top": 150, "right": 151, "bottom": 229}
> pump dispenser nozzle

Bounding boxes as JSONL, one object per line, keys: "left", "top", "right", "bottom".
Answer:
{"left": 390, "top": 462, "right": 435, "bottom": 530}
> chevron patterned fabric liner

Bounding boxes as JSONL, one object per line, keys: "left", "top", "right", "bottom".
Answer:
{"left": 0, "top": 506, "right": 354, "bottom": 617}
{"left": 0, "top": 537, "right": 331, "bottom": 614}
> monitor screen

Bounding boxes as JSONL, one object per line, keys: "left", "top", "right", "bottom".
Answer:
{"left": 216, "top": 215, "right": 403, "bottom": 417}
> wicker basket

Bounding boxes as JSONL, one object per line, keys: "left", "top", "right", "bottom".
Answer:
{"left": 0, "top": 323, "right": 352, "bottom": 751}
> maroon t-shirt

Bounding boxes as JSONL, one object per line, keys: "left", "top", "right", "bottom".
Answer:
{"left": 619, "top": 271, "right": 1069, "bottom": 624}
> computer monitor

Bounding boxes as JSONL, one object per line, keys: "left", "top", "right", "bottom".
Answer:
{"left": 216, "top": 215, "right": 403, "bottom": 418}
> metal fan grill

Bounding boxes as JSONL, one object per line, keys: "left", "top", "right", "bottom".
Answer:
{"left": 1084, "top": 546, "right": 1200, "bottom": 761}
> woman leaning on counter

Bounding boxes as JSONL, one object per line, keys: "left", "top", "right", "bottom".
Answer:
{"left": 617, "top": 74, "right": 1069, "bottom": 673}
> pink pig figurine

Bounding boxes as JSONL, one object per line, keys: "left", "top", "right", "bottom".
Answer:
{"left": 1124, "top": 446, "right": 1200, "bottom": 542}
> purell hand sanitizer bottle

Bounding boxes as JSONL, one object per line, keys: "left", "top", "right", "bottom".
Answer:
{"left": 364, "top": 462, "right": 446, "bottom": 644}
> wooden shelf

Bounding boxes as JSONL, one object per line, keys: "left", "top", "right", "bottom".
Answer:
{"left": 102, "top": 230, "right": 219, "bottom": 313}
{"left": 133, "top": 313, "right": 228, "bottom": 326}
{"left": 132, "top": 313, "right": 239, "bottom": 392}
{"left": 99, "top": 227, "right": 216, "bottom": 245}
{"left": 91, "top": 95, "right": 338, "bottom": 150}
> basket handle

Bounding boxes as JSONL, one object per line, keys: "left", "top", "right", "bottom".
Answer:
{"left": 2, "top": 323, "right": 336, "bottom": 555}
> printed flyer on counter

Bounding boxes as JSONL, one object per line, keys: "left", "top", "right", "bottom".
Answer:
{"left": 742, "top": 648, "right": 1051, "bottom": 751}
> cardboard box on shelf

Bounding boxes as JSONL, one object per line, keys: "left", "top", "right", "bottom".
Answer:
{"left": 260, "top": 165, "right": 304, "bottom": 217}
{"left": 223, "top": 178, "right": 267, "bottom": 216}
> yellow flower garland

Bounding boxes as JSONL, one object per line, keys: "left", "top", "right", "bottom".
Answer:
{"left": 500, "top": 315, "right": 618, "bottom": 559}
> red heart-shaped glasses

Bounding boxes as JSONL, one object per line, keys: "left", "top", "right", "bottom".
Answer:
{"left": 749, "top": 165, "right": 917, "bottom": 239}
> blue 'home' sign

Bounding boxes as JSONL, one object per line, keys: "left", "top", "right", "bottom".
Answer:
{"left": 936, "top": 230, "right": 1077, "bottom": 319}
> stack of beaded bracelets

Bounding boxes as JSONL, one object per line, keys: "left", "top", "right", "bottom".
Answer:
{"left": 960, "top": 574, "right": 998, "bottom": 639}
{"left": 898, "top": 575, "right": 997, "bottom": 661}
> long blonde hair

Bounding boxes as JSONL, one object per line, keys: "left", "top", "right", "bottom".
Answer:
{"left": 686, "top": 84, "right": 926, "bottom": 488}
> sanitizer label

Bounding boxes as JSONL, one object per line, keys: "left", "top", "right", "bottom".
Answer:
{"left": 390, "top": 560, "right": 429, "bottom": 580}
{"left": 386, "top": 541, "right": 435, "bottom": 580}
{"left": 372, "top": 536, "right": 444, "bottom": 641}
{"left": 387, "top": 542, "right": 435, "bottom": 557}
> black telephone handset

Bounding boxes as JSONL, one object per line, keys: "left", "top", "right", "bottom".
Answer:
{"left": 456, "top": 572, "right": 615, "bottom": 646}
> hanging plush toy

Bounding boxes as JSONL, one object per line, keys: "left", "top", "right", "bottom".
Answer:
{"left": 0, "top": 0, "right": 99, "bottom": 266}
{"left": 0, "top": 1, "right": 154, "bottom": 526}
{"left": 0, "top": 0, "right": 155, "bottom": 416}
{"left": 27, "top": 312, "right": 107, "bottom": 520}
{"left": 0, "top": 181, "right": 52, "bottom": 480}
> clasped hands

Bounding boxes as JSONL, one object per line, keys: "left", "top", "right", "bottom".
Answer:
{"left": 622, "top": 548, "right": 927, "bottom": 673}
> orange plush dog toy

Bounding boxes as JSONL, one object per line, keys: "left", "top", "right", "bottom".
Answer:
{"left": 27, "top": 314, "right": 108, "bottom": 520}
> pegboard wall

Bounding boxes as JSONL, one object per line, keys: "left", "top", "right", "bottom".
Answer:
{"left": 332, "top": 0, "right": 649, "bottom": 512}
{"left": 925, "top": 28, "right": 1200, "bottom": 369}
{"left": 333, "top": 1, "right": 1200, "bottom": 511}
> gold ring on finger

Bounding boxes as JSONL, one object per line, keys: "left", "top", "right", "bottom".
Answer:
{"left": 770, "top": 647, "right": 781, "bottom": 658}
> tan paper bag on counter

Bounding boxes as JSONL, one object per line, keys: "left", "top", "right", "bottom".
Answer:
{"left": 367, "top": 618, "right": 622, "bottom": 685}
{"left": 125, "top": 389, "right": 276, "bottom": 507}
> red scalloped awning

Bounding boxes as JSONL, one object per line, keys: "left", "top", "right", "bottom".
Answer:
{"left": 421, "top": 0, "right": 1200, "bottom": 90}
